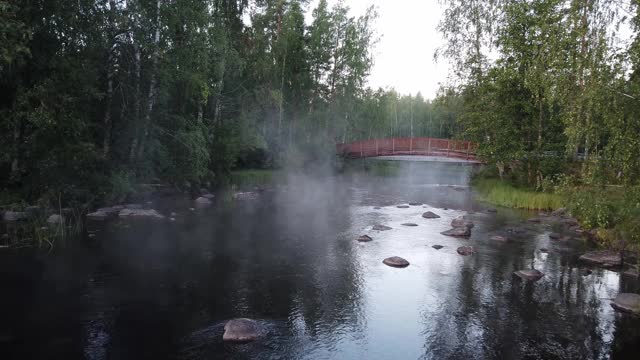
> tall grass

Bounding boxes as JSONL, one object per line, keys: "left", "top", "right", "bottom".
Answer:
{"left": 473, "top": 178, "right": 563, "bottom": 210}
{"left": 228, "top": 169, "right": 276, "bottom": 187}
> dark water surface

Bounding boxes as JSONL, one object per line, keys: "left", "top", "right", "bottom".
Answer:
{"left": 2, "top": 162, "right": 640, "bottom": 359}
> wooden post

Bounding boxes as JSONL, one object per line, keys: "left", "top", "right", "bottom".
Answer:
{"left": 428, "top": 138, "right": 431, "bottom": 155}
{"left": 410, "top": 137, "right": 413, "bottom": 153}
{"left": 392, "top": 138, "right": 395, "bottom": 154}
{"left": 375, "top": 139, "right": 379, "bottom": 156}
{"left": 447, "top": 140, "right": 450, "bottom": 158}
{"left": 360, "top": 142, "right": 363, "bottom": 158}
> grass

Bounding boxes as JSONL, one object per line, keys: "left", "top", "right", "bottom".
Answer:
{"left": 228, "top": 169, "right": 276, "bottom": 187}
{"left": 473, "top": 178, "right": 564, "bottom": 210}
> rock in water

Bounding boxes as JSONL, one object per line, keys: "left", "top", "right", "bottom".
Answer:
{"left": 549, "top": 232, "right": 561, "bottom": 240}
{"left": 487, "top": 208, "right": 498, "bottom": 213}
{"left": 118, "top": 209, "right": 165, "bottom": 220}
{"left": 611, "top": 293, "right": 640, "bottom": 314}
{"left": 47, "top": 214, "right": 63, "bottom": 224}
{"left": 422, "top": 211, "right": 440, "bottom": 219}
{"left": 514, "top": 269, "right": 544, "bottom": 281}
{"left": 357, "top": 235, "right": 373, "bottom": 242}
{"left": 194, "top": 197, "right": 212, "bottom": 207}
{"left": 3, "top": 211, "right": 29, "bottom": 222}
{"left": 451, "top": 217, "right": 474, "bottom": 229}
{"left": 223, "top": 318, "right": 261, "bottom": 342}
{"left": 457, "top": 246, "right": 474, "bottom": 256}
{"left": 396, "top": 205, "right": 410, "bottom": 209}
{"left": 373, "top": 225, "right": 392, "bottom": 231}
{"left": 441, "top": 228, "right": 471, "bottom": 238}
{"left": 402, "top": 223, "right": 418, "bottom": 227}
{"left": 383, "top": 256, "right": 410, "bottom": 268}
{"left": 579, "top": 250, "right": 622, "bottom": 268}
{"left": 432, "top": 245, "right": 444, "bottom": 250}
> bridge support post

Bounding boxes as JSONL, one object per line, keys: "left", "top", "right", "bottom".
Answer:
{"left": 410, "top": 138, "right": 413, "bottom": 154}
{"left": 428, "top": 138, "right": 431, "bottom": 156}
{"left": 447, "top": 140, "right": 450, "bottom": 158}
{"left": 392, "top": 138, "right": 395, "bottom": 154}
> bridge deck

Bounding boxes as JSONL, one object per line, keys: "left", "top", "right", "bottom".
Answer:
{"left": 336, "top": 137, "right": 480, "bottom": 163}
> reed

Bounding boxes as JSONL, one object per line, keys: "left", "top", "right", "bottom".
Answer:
{"left": 473, "top": 178, "right": 563, "bottom": 210}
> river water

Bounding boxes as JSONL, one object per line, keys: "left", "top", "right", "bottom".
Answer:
{"left": 1, "top": 161, "right": 639, "bottom": 359}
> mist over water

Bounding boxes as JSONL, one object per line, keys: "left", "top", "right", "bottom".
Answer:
{"left": 1, "top": 160, "right": 639, "bottom": 359}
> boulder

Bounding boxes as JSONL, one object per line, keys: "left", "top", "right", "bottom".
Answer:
{"left": 396, "top": 205, "right": 410, "bottom": 209}
{"left": 373, "top": 224, "right": 392, "bottom": 231}
{"left": 441, "top": 227, "right": 471, "bottom": 238}
{"left": 3, "top": 211, "right": 29, "bottom": 222}
{"left": 551, "top": 207, "right": 568, "bottom": 217}
{"left": 401, "top": 223, "right": 418, "bottom": 227}
{"left": 490, "top": 235, "right": 507, "bottom": 242}
{"left": 223, "top": 318, "right": 261, "bottom": 342}
{"left": 579, "top": 250, "right": 622, "bottom": 268}
{"left": 451, "top": 217, "right": 474, "bottom": 229}
{"left": 457, "top": 246, "right": 474, "bottom": 256}
{"left": 383, "top": 256, "right": 410, "bottom": 268}
{"left": 194, "top": 197, "right": 212, "bottom": 207}
{"left": 432, "top": 245, "right": 444, "bottom": 250}
{"left": 118, "top": 209, "right": 165, "bottom": 220}
{"left": 46, "top": 214, "right": 63, "bottom": 224}
{"left": 611, "top": 293, "right": 640, "bottom": 315}
{"left": 356, "top": 235, "right": 373, "bottom": 242}
{"left": 422, "top": 211, "right": 440, "bottom": 219}
{"left": 514, "top": 269, "right": 544, "bottom": 282}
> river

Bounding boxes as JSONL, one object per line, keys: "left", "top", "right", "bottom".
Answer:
{"left": 1, "top": 161, "right": 639, "bottom": 359}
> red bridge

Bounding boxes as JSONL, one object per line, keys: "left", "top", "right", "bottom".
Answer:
{"left": 336, "top": 137, "right": 480, "bottom": 163}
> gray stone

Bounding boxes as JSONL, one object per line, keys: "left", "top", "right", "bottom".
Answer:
{"left": 357, "top": 235, "right": 373, "bottom": 242}
{"left": 402, "top": 223, "right": 418, "bottom": 227}
{"left": 194, "top": 197, "right": 212, "bottom": 206}
{"left": 442, "top": 227, "right": 471, "bottom": 238}
{"left": 373, "top": 224, "right": 392, "bottom": 231}
{"left": 46, "top": 214, "right": 64, "bottom": 224}
{"left": 457, "top": 246, "right": 475, "bottom": 256}
{"left": 383, "top": 256, "right": 410, "bottom": 268}
{"left": 223, "top": 318, "right": 261, "bottom": 342}
{"left": 432, "top": 245, "right": 444, "bottom": 250}
{"left": 451, "top": 217, "right": 474, "bottom": 229}
{"left": 118, "top": 209, "right": 165, "bottom": 220}
{"left": 422, "top": 211, "right": 440, "bottom": 219}
{"left": 579, "top": 250, "right": 622, "bottom": 268}
{"left": 3, "top": 211, "right": 29, "bottom": 222}
{"left": 611, "top": 293, "right": 640, "bottom": 315}
{"left": 490, "top": 235, "right": 507, "bottom": 242}
{"left": 514, "top": 269, "right": 544, "bottom": 281}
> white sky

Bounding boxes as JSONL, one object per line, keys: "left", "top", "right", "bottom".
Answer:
{"left": 307, "top": 0, "right": 449, "bottom": 99}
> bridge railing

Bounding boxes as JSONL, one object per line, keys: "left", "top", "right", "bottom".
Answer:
{"left": 336, "top": 137, "right": 478, "bottom": 161}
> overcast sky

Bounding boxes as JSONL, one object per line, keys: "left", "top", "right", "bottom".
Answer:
{"left": 307, "top": 0, "right": 449, "bottom": 99}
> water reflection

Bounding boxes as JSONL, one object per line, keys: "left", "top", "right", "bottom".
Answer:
{"left": 0, "top": 161, "right": 639, "bottom": 359}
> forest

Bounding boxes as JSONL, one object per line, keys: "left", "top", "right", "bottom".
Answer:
{"left": 437, "top": 0, "right": 640, "bottom": 247}
{"left": 0, "top": 0, "right": 459, "bottom": 206}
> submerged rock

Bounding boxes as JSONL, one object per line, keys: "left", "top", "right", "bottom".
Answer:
{"left": 46, "top": 214, "right": 63, "bottom": 224}
{"left": 457, "top": 246, "right": 474, "bottom": 256}
{"left": 356, "top": 235, "right": 373, "bottom": 242}
{"left": 451, "top": 217, "right": 474, "bottom": 229}
{"left": 611, "top": 293, "right": 640, "bottom": 315}
{"left": 373, "top": 224, "right": 392, "bottom": 231}
{"left": 397, "top": 205, "right": 410, "bottom": 209}
{"left": 514, "top": 269, "right": 544, "bottom": 281}
{"left": 383, "top": 256, "right": 410, "bottom": 268}
{"left": 422, "top": 211, "right": 440, "bottom": 219}
{"left": 432, "top": 245, "right": 444, "bottom": 250}
{"left": 118, "top": 209, "right": 165, "bottom": 220}
{"left": 194, "top": 197, "right": 212, "bottom": 206}
{"left": 402, "top": 223, "right": 418, "bottom": 227}
{"left": 3, "top": 211, "right": 29, "bottom": 222}
{"left": 223, "top": 318, "right": 261, "bottom": 342}
{"left": 442, "top": 227, "right": 471, "bottom": 238}
{"left": 579, "top": 250, "right": 622, "bottom": 268}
